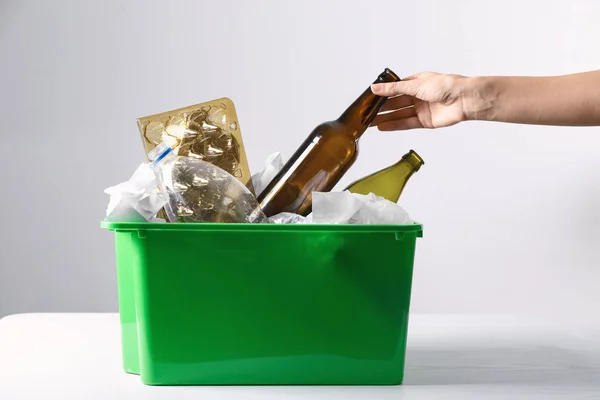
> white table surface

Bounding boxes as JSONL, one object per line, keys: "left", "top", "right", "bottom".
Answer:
{"left": 1, "top": 313, "right": 600, "bottom": 399}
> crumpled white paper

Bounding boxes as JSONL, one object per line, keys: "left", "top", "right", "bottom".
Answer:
{"left": 264, "top": 192, "right": 411, "bottom": 225}
{"left": 311, "top": 191, "right": 411, "bottom": 225}
{"left": 251, "top": 152, "right": 284, "bottom": 196}
{"left": 104, "top": 163, "right": 167, "bottom": 222}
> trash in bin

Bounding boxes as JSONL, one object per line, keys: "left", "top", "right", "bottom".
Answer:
{"left": 312, "top": 191, "right": 412, "bottom": 224}
{"left": 149, "top": 142, "right": 266, "bottom": 223}
{"left": 252, "top": 150, "right": 418, "bottom": 224}
{"left": 256, "top": 68, "right": 401, "bottom": 217}
{"left": 136, "top": 98, "right": 255, "bottom": 194}
{"left": 267, "top": 212, "right": 309, "bottom": 224}
{"left": 266, "top": 193, "right": 411, "bottom": 225}
{"left": 104, "top": 163, "right": 167, "bottom": 222}
{"left": 345, "top": 149, "right": 424, "bottom": 203}
{"left": 251, "top": 152, "right": 284, "bottom": 197}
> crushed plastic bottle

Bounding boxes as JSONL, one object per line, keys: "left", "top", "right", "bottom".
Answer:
{"left": 149, "top": 143, "right": 266, "bottom": 223}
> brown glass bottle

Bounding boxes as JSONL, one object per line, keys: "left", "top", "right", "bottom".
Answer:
{"left": 257, "top": 68, "right": 401, "bottom": 217}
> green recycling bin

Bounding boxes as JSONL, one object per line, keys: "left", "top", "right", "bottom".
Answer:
{"left": 101, "top": 221, "right": 422, "bottom": 385}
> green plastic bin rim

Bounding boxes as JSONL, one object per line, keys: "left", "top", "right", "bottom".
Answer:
{"left": 100, "top": 220, "right": 423, "bottom": 236}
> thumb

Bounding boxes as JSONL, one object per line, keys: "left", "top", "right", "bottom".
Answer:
{"left": 371, "top": 80, "right": 418, "bottom": 97}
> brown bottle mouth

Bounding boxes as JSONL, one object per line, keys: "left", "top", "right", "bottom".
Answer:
{"left": 379, "top": 68, "right": 401, "bottom": 83}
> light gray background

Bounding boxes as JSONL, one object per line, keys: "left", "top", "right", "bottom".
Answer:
{"left": 1, "top": 0, "right": 599, "bottom": 325}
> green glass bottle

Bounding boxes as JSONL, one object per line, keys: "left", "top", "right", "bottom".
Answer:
{"left": 344, "top": 150, "right": 424, "bottom": 202}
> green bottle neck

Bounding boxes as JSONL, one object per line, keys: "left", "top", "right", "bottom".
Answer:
{"left": 396, "top": 150, "right": 424, "bottom": 172}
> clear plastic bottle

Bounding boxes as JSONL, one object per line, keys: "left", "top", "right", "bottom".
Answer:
{"left": 148, "top": 143, "right": 266, "bottom": 223}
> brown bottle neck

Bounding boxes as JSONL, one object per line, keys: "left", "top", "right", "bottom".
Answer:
{"left": 337, "top": 68, "right": 400, "bottom": 138}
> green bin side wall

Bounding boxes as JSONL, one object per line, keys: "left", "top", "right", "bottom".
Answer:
{"left": 119, "top": 227, "right": 420, "bottom": 385}
{"left": 114, "top": 231, "right": 140, "bottom": 375}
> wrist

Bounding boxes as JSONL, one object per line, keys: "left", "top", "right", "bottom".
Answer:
{"left": 460, "top": 76, "right": 498, "bottom": 122}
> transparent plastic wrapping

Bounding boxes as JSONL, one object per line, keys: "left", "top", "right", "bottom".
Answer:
{"left": 137, "top": 98, "right": 255, "bottom": 194}
{"left": 267, "top": 212, "right": 308, "bottom": 224}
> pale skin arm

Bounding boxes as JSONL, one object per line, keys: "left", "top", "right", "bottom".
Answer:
{"left": 370, "top": 70, "right": 600, "bottom": 130}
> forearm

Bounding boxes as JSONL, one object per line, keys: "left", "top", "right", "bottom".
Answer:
{"left": 463, "top": 71, "right": 600, "bottom": 126}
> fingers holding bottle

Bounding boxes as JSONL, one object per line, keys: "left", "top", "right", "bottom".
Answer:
{"left": 371, "top": 72, "right": 471, "bottom": 131}
{"left": 371, "top": 106, "right": 417, "bottom": 127}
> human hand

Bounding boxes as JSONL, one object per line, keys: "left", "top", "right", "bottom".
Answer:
{"left": 371, "top": 72, "right": 472, "bottom": 131}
